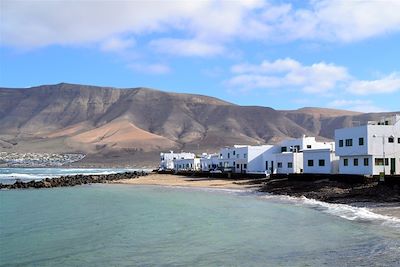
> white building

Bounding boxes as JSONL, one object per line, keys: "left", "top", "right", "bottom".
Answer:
{"left": 303, "top": 148, "right": 339, "bottom": 174}
{"left": 263, "top": 136, "right": 334, "bottom": 174}
{"left": 159, "top": 151, "right": 195, "bottom": 170}
{"left": 335, "top": 115, "right": 400, "bottom": 176}
{"left": 200, "top": 154, "right": 220, "bottom": 171}
{"left": 219, "top": 145, "right": 273, "bottom": 173}
{"left": 174, "top": 158, "right": 201, "bottom": 172}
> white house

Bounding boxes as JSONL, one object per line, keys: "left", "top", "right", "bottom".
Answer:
{"left": 335, "top": 114, "right": 400, "bottom": 176}
{"left": 174, "top": 158, "right": 201, "bottom": 172}
{"left": 263, "top": 136, "right": 334, "bottom": 174}
{"left": 200, "top": 153, "right": 220, "bottom": 171}
{"left": 218, "top": 145, "right": 273, "bottom": 173}
{"left": 303, "top": 148, "right": 339, "bottom": 174}
{"left": 159, "top": 151, "right": 195, "bottom": 170}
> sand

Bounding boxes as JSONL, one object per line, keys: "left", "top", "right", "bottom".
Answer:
{"left": 112, "top": 173, "right": 263, "bottom": 190}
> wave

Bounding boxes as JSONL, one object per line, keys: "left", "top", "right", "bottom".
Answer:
{"left": 260, "top": 194, "right": 400, "bottom": 228}
{"left": 0, "top": 173, "right": 50, "bottom": 179}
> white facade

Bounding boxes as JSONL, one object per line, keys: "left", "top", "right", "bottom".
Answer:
{"left": 174, "top": 158, "right": 201, "bottom": 172}
{"left": 159, "top": 151, "right": 195, "bottom": 170}
{"left": 303, "top": 148, "right": 339, "bottom": 174}
{"left": 219, "top": 145, "right": 273, "bottom": 173}
{"left": 263, "top": 136, "right": 334, "bottom": 174}
{"left": 335, "top": 115, "right": 400, "bottom": 175}
{"left": 200, "top": 154, "right": 220, "bottom": 171}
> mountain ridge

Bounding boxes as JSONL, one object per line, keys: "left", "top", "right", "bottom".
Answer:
{"left": 0, "top": 83, "right": 398, "bottom": 166}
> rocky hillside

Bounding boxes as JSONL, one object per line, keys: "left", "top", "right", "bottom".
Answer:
{"left": 0, "top": 83, "right": 397, "bottom": 166}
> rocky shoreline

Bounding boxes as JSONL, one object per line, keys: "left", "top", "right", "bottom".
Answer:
{"left": 259, "top": 178, "right": 400, "bottom": 204}
{"left": 0, "top": 171, "right": 148, "bottom": 189}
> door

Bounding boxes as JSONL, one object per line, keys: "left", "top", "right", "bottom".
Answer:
{"left": 390, "top": 158, "right": 396, "bottom": 175}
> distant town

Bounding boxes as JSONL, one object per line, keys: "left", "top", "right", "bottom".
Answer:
{"left": 0, "top": 152, "right": 85, "bottom": 167}
{"left": 160, "top": 115, "right": 400, "bottom": 178}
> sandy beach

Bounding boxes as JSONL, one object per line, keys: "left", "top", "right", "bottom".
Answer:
{"left": 112, "top": 173, "right": 265, "bottom": 190}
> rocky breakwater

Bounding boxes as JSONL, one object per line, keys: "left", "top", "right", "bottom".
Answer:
{"left": 0, "top": 171, "right": 148, "bottom": 189}
{"left": 260, "top": 178, "right": 400, "bottom": 204}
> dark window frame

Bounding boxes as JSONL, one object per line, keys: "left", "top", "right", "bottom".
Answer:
{"left": 339, "top": 140, "right": 344, "bottom": 147}
{"left": 345, "top": 139, "right": 353, "bottom": 147}
{"left": 307, "top": 160, "right": 314, "bottom": 167}
{"left": 359, "top": 137, "right": 364, "bottom": 146}
{"left": 318, "top": 159, "right": 325, "bottom": 166}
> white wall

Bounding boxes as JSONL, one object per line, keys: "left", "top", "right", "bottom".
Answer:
{"left": 174, "top": 158, "right": 201, "bottom": 171}
{"left": 303, "top": 149, "right": 339, "bottom": 174}
{"left": 335, "top": 115, "right": 400, "bottom": 175}
{"left": 338, "top": 155, "right": 373, "bottom": 175}
{"left": 160, "top": 152, "right": 195, "bottom": 170}
{"left": 275, "top": 152, "right": 303, "bottom": 174}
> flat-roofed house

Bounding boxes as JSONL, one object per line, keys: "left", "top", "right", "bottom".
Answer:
{"left": 335, "top": 115, "right": 400, "bottom": 176}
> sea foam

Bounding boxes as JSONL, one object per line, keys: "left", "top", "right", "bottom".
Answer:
{"left": 260, "top": 194, "right": 400, "bottom": 228}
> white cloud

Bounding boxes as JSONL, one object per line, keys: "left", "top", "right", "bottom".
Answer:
{"left": 150, "top": 38, "right": 224, "bottom": 57}
{"left": 228, "top": 58, "right": 349, "bottom": 94}
{"left": 347, "top": 73, "right": 400, "bottom": 95}
{"left": 2, "top": 0, "right": 400, "bottom": 56}
{"left": 128, "top": 63, "right": 171, "bottom": 75}
{"left": 100, "top": 37, "right": 135, "bottom": 53}
{"left": 328, "top": 99, "right": 387, "bottom": 113}
{"left": 261, "top": 0, "right": 400, "bottom": 42}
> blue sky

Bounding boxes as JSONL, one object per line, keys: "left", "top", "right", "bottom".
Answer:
{"left": 1, "top": 0, "right": 400, "bottom": 112}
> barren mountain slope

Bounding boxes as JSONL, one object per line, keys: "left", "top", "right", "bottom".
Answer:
{"left": 0, "top": 83, "right": 398, "bottom": 166}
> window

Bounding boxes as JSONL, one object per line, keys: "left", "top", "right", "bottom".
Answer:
{"left": 354, "top": 158, "right": 358, "bottom": 166}
{"left": 227, "top": 153, "right": 230, "bottom": 159}
{"left": 308, "top": 160, "right": 314, "bottom": 167}
{"left": 307, "top": 145, "right": 312, "bottom": 149}
{"left": 375, "top": 158, "right": 389, "bottom": 166}
{"left": 288, "top": 162, "right": 293, "bottom": 168}
{"left": 243, "top": 164, "right": 247, "bottom": 169}
{"left": 375, "top": 158, "right": 384, "bottom": 166}
{"left": 398, "top": 138, "right": 400, "bottom": 144}
{"left": 388, "top": 137, "right": 394, "bottom": 143}
{"left": 281, "top": 147, "right": 287, "bottom": 152}
{"left": 237, "top": 154, "right": 239, "bottom": 159}
{"left": 277, "top": 162, "right": 283, "bottom": 168}
{"left": 233, "top": 151, "right": 236, "bottom": 155}
{"left": 236, "top": 164, "right": 239, "bottom": 169}
{"left": 364, "top": 158, "right": 369, "bottom": 166}
{"left": 265, "top": 161, "right": 268, "bottom": 169}
{"left": 339, "top": 140, "right": 343, "bottom": 147}
{"left": 359, "top": 137, "right": 364, "bottom": 146}
{"left": 319, "top": 159, "right": 325, "bottom": 166}
{"left": 345, "top": 139, "right": 353, "bottom": 146}
{"left": 244, "top": 153, "right": 247, "bottom": 158}
{"left": 344, "top": 158, "right": 348, "bottom": 166}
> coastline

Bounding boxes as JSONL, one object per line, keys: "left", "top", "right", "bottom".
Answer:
{"left": 111, "top": 173, "right": 266, "bottom": 190}
{"left": 113, "top": 173, "right": 400, "bottom": 220}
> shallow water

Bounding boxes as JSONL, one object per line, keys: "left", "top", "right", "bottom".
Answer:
{"left": 1, "top": 185, "right": 399, "bottom": 266}
{"left": 0, "top": 167, "right": 147, "bottom": 184}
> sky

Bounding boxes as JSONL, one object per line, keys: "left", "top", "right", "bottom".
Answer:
{"left": 1, "top": 0, "right": 400, "bottom": 112}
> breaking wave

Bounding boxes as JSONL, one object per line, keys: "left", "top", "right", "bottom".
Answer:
{"left": 260, "top": 194, "right": 400, "bottom": 228}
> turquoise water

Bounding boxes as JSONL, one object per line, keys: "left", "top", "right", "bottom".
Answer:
{"left": 1, "top": 185, "right": 399, "bottom": 266}
{"left": 0, "top": 168, "right": 148, "bottom": 184}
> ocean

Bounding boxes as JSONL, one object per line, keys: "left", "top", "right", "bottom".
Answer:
{"left": 0, "top": 167, "right": 149, "bottom": 184}
{"left": 1, "top": 181, "right": 399, "bottom": 266}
